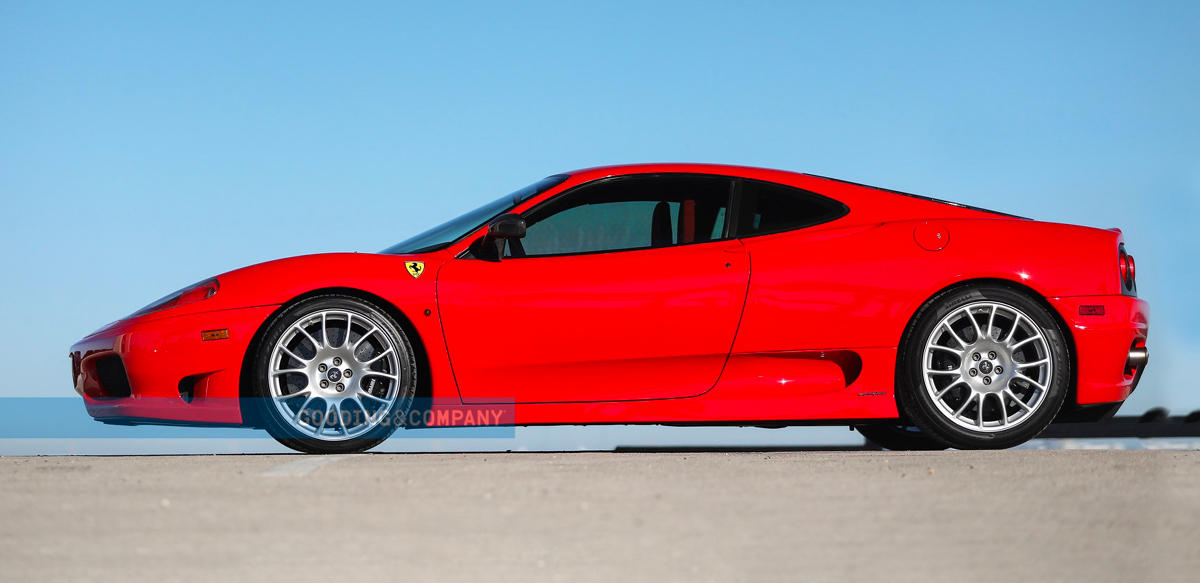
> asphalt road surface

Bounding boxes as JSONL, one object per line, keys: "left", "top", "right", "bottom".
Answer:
{"left": 2, "top": 450, "right": 1197, "bottom": 582}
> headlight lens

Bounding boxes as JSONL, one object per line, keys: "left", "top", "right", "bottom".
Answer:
{"left": 128, "top": 278, "right": 219, "bottom": 319}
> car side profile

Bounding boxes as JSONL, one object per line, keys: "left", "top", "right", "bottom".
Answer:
{"left": 69, "top": 164, "right": 1149, "bottom": 453}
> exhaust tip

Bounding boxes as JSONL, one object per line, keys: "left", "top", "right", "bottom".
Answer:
{"left": 1126, "top": 346, "right": 1149, "bottom": 374}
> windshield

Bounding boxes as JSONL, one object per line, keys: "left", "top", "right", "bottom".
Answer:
{"left": 381, "top": 174, "right": 570, "bottom": 255}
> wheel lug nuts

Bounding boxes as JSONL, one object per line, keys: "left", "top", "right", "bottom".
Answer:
{"left": 988, "top": 351, "right": 997, "bottom": 360}
{"left": 336, "top": 383, "right": 345, "bottom": 392}
{"left": 320, "top": 380, "right": 329, "bottom": 388}
{"left": 344, "top": 369, "right": 353, "bottom": 378}
{"left": 972, "top": 353, "right": 981, "bottom": 361}
{"left": 333, "top": 357, "right": 342, "bottom": 366}
{"left": 318, "top": 364, "right": 327, "bottom": 372}
{"left": 983, "top": 376, "right": 992, "bottom": 385}
{"left": 995, "top": 366, "right": 1004, "bottom": 374}
{"left": 969, "top": 369, "right": 978, "bottom": 377}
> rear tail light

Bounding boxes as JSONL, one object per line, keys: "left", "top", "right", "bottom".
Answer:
{"left": 1118, "top": 244, "right": 1136, "bottom": 295}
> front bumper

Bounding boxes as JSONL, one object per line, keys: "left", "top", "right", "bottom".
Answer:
{"left": 1048, "top": 295, "right": 1149, "bottom": 405}
{"left": 69, "top": 306, "right": 278, "bottom": 424}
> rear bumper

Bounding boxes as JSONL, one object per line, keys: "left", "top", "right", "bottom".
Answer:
{"left": 1048, "top": 295, "right": 1149, "bottom": 405}
{"left": 69, "top": 306, "right": 278, "bottom": 425}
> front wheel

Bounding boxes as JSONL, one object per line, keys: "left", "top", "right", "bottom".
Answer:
{"left": 248, "top": 295, "right": 418, "bottom": 454}
{"left": 897, "top": 285, "right": 1071, "bottom": 450}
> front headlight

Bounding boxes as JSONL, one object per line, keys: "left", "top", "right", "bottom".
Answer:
{"left": 128, "top": 278, "right": 220, "bottom": 319}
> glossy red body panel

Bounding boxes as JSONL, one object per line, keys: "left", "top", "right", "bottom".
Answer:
{"left": 437, "top": 241, "right": 750, "bottom": 403}
{"left": 73, "top": 306, "right": 275, "bottom": 423}
{"left": 505, "top": 347, "right": 900, "bottom": 424}
{"left": 71, "top": 254, "right": 461, "bottom": 424}
{"left": 1048, "top": 295, "right": 1150, "bottom": 404}
{"left": 69, "top": 163, "right": 1148, "bottom": 429}
{"left": 913, "top": 222, "right": 950, "bottom": 251}
{"left": 729, "top": 218, "right": 1125, "bottom": 354}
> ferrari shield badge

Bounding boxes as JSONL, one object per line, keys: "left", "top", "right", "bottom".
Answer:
{"left": 406, "top": 261, "right": 425, "bottom": 279}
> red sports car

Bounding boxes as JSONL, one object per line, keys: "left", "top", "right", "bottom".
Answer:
{"left": 69, "top": 164, "right": 1149, "bottom": 453}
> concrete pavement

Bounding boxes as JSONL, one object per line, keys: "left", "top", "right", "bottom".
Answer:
{"left": 1, "top": 450, "right": 1197, "bottom": 582}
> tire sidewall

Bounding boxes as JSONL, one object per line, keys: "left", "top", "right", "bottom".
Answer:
{"left": 249, "top": 295, "right": 417, "bottom": 454}
{"left": 899, "top": 285, "right": 1071, "bottom": 450}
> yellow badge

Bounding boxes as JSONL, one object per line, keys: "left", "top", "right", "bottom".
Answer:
{"left": 405, "top": 261, "right": 425, "bottom": 279}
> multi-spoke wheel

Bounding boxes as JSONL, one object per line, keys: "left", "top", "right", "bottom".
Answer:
{"left": 249, "top": 295, "right": 417, "bottom": 454}
{"left": 897, "top": 285, "right": 1070, "bottom": 450}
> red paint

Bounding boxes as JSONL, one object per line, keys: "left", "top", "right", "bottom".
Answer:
{"left": 69, "top": 163, "right": 1149, "bottom": 429}
{"left": 1048, "top": 295, "right": 1149, "bottom": 404}
{"left": 913, "top": 221, "right": 950, "bottom": 251}
{"left": 437, "top": 241, "right": 750, "bottom": 403}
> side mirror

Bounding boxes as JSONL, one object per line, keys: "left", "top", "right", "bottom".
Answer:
{"left": 476, "top": 213, "right": 526, "bottom": 261}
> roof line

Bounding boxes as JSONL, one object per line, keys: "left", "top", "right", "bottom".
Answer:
{"left": 803, "top": 173, "right": 1029, "bottom": 220}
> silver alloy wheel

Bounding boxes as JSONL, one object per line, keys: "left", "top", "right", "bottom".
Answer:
{"left": 921, "top": 301, "right": 1053, "bottom": 433}
{"left": 267, "top": 309, "right": 402, "bottom": 440}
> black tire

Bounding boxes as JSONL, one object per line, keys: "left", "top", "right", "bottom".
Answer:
{"left": 855, "top": 425, "right": 947, "bottom": 451}
{"left": 897, "top": 284, "right": 1071, "bottom": 450}
{"left": 248, "top": 294, "right": 417, "bottom": 454}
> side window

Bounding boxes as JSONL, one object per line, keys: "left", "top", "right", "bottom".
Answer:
{"left": 736, "top": 179, "right": 848, "bottom": 237}
{"left": 512, "top": 175, "right": 734, "bottom": 257}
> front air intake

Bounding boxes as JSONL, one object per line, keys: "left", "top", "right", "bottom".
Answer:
{"left": 94, "top": 355, "right": 132, "bottom": 398}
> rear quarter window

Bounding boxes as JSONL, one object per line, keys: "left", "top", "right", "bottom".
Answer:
{"left": 736, "top": 179, "right": 848, "bottom": 237}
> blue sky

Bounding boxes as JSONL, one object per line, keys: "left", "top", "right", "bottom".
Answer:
{"left": 2, "top": 1, "right": 1197, "bottom": 423}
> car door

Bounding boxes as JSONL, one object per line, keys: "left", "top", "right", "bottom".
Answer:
{"left": 436, "top": 174, "right": 750, "bottom": 404}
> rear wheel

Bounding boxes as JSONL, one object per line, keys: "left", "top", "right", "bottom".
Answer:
{"left": 249, "top": 295, "right": 417, "bottom": 454}
{"left": 897, "top": 285, "right": 1070, "bottom": 450}
{"left": 855, "top": 425, "right": 947, "bottom": 451}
